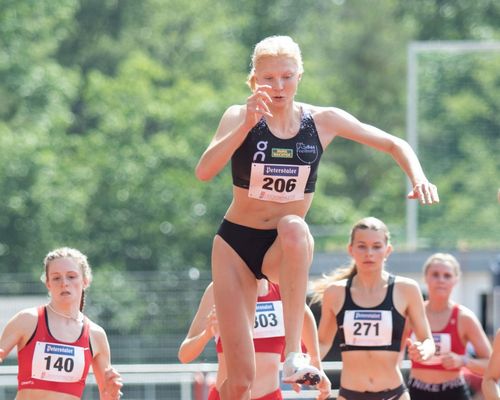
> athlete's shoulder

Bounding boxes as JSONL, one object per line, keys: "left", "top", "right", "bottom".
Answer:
{"left": 11, "top": 307, "right": 39, "bottom": 325}
{"left": 393, "top": 274, "right": 419, "bottom": 288}
{"left": 2, "top": 307, "right": 38, "bottom": 339}
{"left": 323, "top": 279, "right": 348, "bottom": 300}
{"left": 456, "top": 303, "right": 479, "bottom": 322}
{"left": 88, "top": 319, "right": 106, "bottom": 337}
{"left": 393, "top": 275, "right": 422, "bottom": 298}
{"left": 221, "top": 104, "right": 246, "bottom": 120}
{"left": 305, "top": 104, "right": 357, "bottom": 121}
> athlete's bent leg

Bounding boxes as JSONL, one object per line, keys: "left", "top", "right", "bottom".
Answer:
{"left": 263, "top": 215, "right": 319, "bottom": 384}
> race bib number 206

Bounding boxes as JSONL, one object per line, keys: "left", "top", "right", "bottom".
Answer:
{"left": 248, "top": 163, "right": 310, "bottom": 203}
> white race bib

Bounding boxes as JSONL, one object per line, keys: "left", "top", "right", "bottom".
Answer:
{"left": 253, "top": 300, "right": 285, "bottom": 339}
{"left": 248, "top": 163, "right": 310, "bottom": 203}
{"left": 32, "top": 341, "right": 86, "bottom": 383}
{"left": 343, "top": 310, "right": 393, "bottom": 347}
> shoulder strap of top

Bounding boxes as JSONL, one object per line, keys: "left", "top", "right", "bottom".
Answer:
{"left": 82, "top": 316, "right": 91, "bottom": 344}
{"left": 344, "top": 276, "right": 354, "bottom": 305}
{"left": 38, "top": 305, "right": 49, "bottom": 336}
{"left": 384, "top": 274, "right": 396, "bottom": 305}
{"left": 450, "top": 303, "right": 460, "bottom": 322}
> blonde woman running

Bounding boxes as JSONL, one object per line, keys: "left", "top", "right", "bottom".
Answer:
{"left": 196, "top": 35, "right": 438, "bottom": 400}
{"left": 408, "top": 253, "right": 492, "bottom": 400}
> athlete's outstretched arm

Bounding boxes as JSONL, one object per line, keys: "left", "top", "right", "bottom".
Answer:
{"left": 316, "top": 107, "right": 439, "bottom": 205}
{"left": 178, "top": 282, "right": 218, "bottom": 363}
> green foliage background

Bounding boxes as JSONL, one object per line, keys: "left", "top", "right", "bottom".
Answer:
{"left": 1, "top": 0, "right": 499, "bottom": 347}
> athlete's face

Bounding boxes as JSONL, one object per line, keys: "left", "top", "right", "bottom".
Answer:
{"left": 425, "top": 261, "right": 458, "bottom": 299}
{"left": 46, "top": 257, "right": 88, "bottom": 304}
{"left": 348, "top": 228, "right": 392, "bottom": 272}
{"left": 254, "top": 56, "right": 301, "bottom": 107}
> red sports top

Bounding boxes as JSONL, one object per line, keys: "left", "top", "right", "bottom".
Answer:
{"left": 412, "top": 304, "right": 466, "bottom": 371}
{"left": 17, "top": 306, "right": 93, "bottom": 397}
{"left": 217, "top": 282, "right": 285, "bottom": 355}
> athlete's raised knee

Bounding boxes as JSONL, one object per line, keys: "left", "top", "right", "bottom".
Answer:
{"left": 277, "top": 215, "right": 312, "bottom": 250}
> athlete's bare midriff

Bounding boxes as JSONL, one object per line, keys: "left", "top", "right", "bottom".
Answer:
{"left": 224, "top": 187, "right": 314, "bottom": 229}
{"left": 17, "top": 389, "right": 80, "bottom": 400}
{"left": 340, "top": 351, "right": 404, "bottom": 391}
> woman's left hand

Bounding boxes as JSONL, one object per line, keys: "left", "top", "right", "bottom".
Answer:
{"left": 315, "top": 370, "right": 331, "bottom": 399}
{"left": 407, "top": 181, "right": 439, "bottom": 205}
{"left": 406, "top": 338, "right": 433, "bottom": 362}
{"left": 290, "top": 370, "right": 331, "bottom": 400}
{"left": 441, "top": 352, "right": 466, "bottom": 370}
{"left": 103, "top": 366, "right": 123, "bottom": 399}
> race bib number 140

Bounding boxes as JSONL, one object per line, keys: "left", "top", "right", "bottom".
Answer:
{"left": 32, "top": 341, "right": 85, "bottom": 383}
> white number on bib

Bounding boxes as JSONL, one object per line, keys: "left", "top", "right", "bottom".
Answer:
{"left": 343, "top": 310, "right": 393, "bottom": 347}
{"left": 248, "top": 163, "right": 310, "bottom": 203}
{"left": 253, "top": 301, "right": 285, "bottom": 339}
{"left": 32, "top": 341, "right": 85, "bottom": 382}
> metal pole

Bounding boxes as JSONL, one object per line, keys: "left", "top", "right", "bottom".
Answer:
{"left": 406, "top": 43, "right": 418, "bottom": 250}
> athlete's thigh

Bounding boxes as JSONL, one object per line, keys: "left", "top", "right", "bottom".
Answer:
{"left": 211, "top": 236, "right": 257, "bottom": 362}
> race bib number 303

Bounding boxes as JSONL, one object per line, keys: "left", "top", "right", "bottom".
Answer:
{"left": 343, "top": 310, "right": 393, "bottom": 347}
{"left": 248, "top": 163, "right": 310, "bottom": 203}
{"left": 253, "top": 300, "right": 285, "bottom": 339}
{"left": 32, "top": 341, "right": 85, "bottom": 383}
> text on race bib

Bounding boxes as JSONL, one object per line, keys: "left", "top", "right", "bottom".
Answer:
{"left": 32, "top": 342, "right": 86, "bottom": 383}
{"left": 253, "top": 301, "right": 285, "bottom": 339}
{"left": 343, "top": 310, "right": 393, "bottom": 347}
{"left": 248, "top": 163, "right": 310, "bottom": 203}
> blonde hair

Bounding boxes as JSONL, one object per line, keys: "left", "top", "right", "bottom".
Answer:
{"left": 246, "top": 35, "right": 304, "bottom": 91}
{"left": 423, "top": 252, "right": 461, "bottom": 277}
{"left": 310, "top": 217, "right": 391, "bottom": 304}
{"left": 42, "top": 247, "right": 93, "bottom": 311}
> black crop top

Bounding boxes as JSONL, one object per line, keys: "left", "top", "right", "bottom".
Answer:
{"left": 231, "top": 110, "right": 323, "bottom": 196}
{"left": 336, "top": 274, "right": 406, "bottom": 352}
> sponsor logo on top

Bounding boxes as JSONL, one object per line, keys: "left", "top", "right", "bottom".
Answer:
{"left": 272, "top": 148, "right": 293, "bottom": 158}
{"left": 354, "top": 311, "right": 382, "bottom": 320}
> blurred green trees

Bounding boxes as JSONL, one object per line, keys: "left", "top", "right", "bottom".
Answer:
{"left": 1, "top": 0, "right": 499, "bottom": 339}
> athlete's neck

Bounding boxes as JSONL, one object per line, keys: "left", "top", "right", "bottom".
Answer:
{"left": 265, "top": 103, "right": 301, "bottom": 138}
{"left": 47, "top": 302, "right": 83, "bottom": 323}
{"left": 426, "top": 298, "right": 453, "bottom": 314}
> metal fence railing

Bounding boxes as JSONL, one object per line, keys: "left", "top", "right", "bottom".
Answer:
{"left": 0, "top": 361, "right": 413, "bottom": 400}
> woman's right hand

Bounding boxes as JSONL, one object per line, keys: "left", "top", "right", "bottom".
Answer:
{"left": 245, "top": 85, "right": 273, "bottom": 127}
{"left": 206, "top": 306, "right": 219, "bottom": 337}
